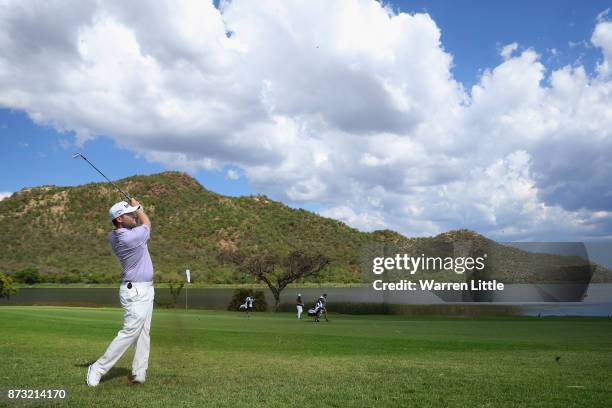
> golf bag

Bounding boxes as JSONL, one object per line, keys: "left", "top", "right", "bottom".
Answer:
{"left": 239, "top": 303, "right": 247, "bottom": 310}
{"left": 307, "top": 307, "right": 317, "bottom": 316}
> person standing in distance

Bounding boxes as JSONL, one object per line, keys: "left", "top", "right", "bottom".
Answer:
{"left": 313, "top": 296, "right": 325, "bottom": 322}
{"left": 296, "top": 293, "right": 304, "bottom": 319}
{"left": 319, "top": 293, "right": 329, "bottom": 322}
{"left": 87, "top": 198, "right": 155, "bottom": 387}
{"left": 244, "top": 295, "right": 255, "bottom": 318}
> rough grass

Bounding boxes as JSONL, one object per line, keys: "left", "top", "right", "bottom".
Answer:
{"left": 1, "top": 307, "right": 611, "bottom": 407}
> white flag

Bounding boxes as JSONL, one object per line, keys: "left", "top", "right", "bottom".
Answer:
{"left": 185, "top": 269, "right": 191, "bottom": 283}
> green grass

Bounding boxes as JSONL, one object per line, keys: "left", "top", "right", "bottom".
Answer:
{"left": 1, "top": 307, "right": 611, "bottom": 407}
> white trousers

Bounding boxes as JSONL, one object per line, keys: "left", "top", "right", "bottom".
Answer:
{"left": 94, "top": 282, "right": 154, "bottom": 379}
{"left": 296, "top": 305, "right": 303, "bottom": 319}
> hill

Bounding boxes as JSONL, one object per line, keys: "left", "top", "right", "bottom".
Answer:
{"left": 0, "top": 172, "right": 609, "bottom": 284}
{"left": 0, "top": 172, "right": 373, "bottom": 283}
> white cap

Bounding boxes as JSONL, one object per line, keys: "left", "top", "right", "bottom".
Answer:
{"left": 108, "top": 201, "right": 140, "bottom": 220}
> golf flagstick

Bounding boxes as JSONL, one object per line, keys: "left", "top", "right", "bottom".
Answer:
{"left": 185, "top": 269, "right": 191, "bottom": 311}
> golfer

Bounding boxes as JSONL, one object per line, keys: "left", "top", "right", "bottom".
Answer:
{"left": 87, "top": 198, "right": 154, "bottom": 387}
{"left": 244, "top": 295, "right": 255, "bottom": 318}
{"left": 296, "top": 293, "right": 304, "bottom": 319}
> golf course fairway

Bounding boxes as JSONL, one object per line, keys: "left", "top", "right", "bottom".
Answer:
{"left": 1, "top": 306, "right": 610, "bottom": 407}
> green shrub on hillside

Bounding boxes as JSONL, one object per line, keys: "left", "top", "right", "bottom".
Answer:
{"left": 0, "top": 272, "right": 18, "bottom": 299}
{"left": 13, "top": 268, "right": 41, "bottom": 285}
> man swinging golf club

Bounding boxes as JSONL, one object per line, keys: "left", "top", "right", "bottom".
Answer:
{"left": 86, "top": 198, "right": 154, "bottom": 387}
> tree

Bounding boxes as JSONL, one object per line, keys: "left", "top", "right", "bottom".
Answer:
{"left": 0, "top": 272, "right": 18, "bottom": 299}
{"left": 229, "top": 250, "right": 330, "bottom": 311}
{"left": 168, "top": 282, "right": 184, "bottom": 307}
{"left": 13, "top": 267, "right": 41, "bottom": 285}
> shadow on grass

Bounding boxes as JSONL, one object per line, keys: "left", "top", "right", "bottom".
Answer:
{"left": 74, "top": 360, "right": 96, "bottom": 368}
{"left": 102, "top": 367, "right": 131, "bottom": 382}
{"left": 74, "top": 361, "right": 131, "bottom": 382}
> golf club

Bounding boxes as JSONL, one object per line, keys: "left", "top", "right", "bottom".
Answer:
{"left": 71, "top": 153, "right": 132, "bottom": 202}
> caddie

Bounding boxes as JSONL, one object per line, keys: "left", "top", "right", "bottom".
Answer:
{"left": 86, "top": 198, "right": 155, "bottom": 387}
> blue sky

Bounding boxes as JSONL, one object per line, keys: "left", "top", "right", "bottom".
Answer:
{"left": 0, "top": 0, "right": 611, "bottom": 241}
{"left": 0, "top": 109, "right": 254, "bottom": 198}
{"left": 402, "top": 0, "right": 610, "bottom": 83}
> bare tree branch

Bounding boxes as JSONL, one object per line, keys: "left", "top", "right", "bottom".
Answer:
{"left": 224, "top": 250, "right": 330, "bottom": 311}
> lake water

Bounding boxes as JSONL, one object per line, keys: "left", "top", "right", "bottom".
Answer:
{"left": 2, "top": 284, "right": 611, "bottom": 316}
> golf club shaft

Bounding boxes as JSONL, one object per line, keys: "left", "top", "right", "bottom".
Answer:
{"left": 75, "top": 154, "right": 132, "bottom": 201}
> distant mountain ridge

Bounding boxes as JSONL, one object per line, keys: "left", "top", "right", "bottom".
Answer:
{"left": 1, "top": 171, "right": 610, "bottom": 284}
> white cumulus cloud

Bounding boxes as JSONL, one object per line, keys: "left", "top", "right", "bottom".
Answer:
{"left": 592, "top": 15, "right": 612, "bottom": 76}
{"left": 0, "top": 0, "right": 610, "bottom": 241}
{"left": 500, "top": 42, "right": 519, "bottom": 60}
{"left": 319, "top": 205, "right": 387, "bottom": 232}
{"left": 225, "top": 169, "right": 239, "bottom": 180}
